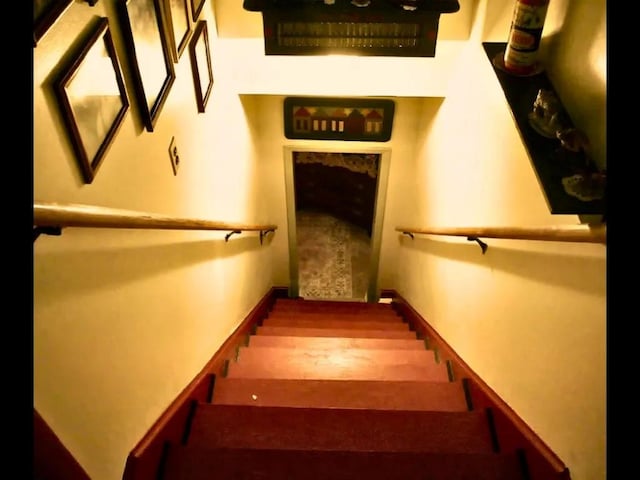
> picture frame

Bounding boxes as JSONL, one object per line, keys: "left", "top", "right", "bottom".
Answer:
{"left": 190, "top": 0, "right": 206, "bottom": 21}
{"left": 34, "top": 0, "right": 99, "bottom": 46}
{"left": 34, "top": 0, "right": 73, "bottom": 46}
{"left": 54, "top": 17, "right": 129, "bottom": 184}
{"left": 116, "top": 0, "right": 176, "bottom": 132}
{"left": 283, "top": 97, "right": 396, "bottom": 142}
{"left": 161, "top": 0, "right": 192, "bottom": 62}
{"left": 188, "top": 20, "right": 213, "bottom": 113}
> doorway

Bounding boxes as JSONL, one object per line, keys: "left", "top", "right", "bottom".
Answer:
{"left": 283, "top": 146, "right": 391, "bottom": 302}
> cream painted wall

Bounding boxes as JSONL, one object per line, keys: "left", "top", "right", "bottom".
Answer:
{"left": 33, "top": 2, "right": 275, "bottom": 480}
{"left": 33, "top": 1, "right": 606, "bottom": 480}
{"left": 386, "top": 2, "right": 606, "bottom": 480}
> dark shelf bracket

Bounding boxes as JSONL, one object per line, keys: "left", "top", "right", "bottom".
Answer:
{"left": 225, "top": 230, "right": 242, "bottom": 242}
{"left": 402, "top": 232, "right": 414, "bottom": 239}
{"left": 33, "top": 226, "right": 62, "bottom": 242}
{"left": 260, "top": 228, "right": 275, "bottom": 245}
{"left": 467, "top": 236, "right": 488, "bottom": 254}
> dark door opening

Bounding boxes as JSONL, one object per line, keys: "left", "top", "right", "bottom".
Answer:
{"left": 292, "top": 151, "right": 380, "bottom": 301}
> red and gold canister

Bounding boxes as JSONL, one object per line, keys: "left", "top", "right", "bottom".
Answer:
{"left": 503, "top": 0, "right": 550, "bottom": 75}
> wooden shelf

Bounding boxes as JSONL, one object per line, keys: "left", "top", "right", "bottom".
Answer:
{"left": 483, "top": 42, "right": 605, "bottom": 216}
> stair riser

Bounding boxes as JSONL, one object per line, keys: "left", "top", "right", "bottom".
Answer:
{"left": 187, "top": 404, "right": 496, "bottom": 454}
{"left": 262, "top": 318, "right": 410, "bottom": 330}
{"left": 163, "top": 447, "right": 527, "bottom": 480}
{"left": 256, "top": 326, "right": 418, "bottom": 339}
{"left": 247, "top": 335, "right": 426, "bottom": 350}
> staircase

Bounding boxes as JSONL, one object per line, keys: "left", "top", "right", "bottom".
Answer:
{"left": 159, "top": 297, "right": 534, "bottom": 479}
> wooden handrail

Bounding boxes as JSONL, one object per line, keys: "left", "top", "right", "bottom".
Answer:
{"left": 396, "top": 224, "right": 606, "bottom": 244}
{"left": 33, "top": 202, "right": 277, "bottom": 241}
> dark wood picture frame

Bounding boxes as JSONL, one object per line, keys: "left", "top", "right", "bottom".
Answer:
{"left": 190, "top": 0, "right": 206, "bottom": 20}
{"left": 161, "top": 0, "right": 192, "bottom": 62}
{"left": 34, "top": 0, "right": 73, "bottom": 46}
{"left": 116, "top": 0, "right": 176, "bottom": 132}
{"left": 54, "top": 17, "right": 129, "bottom": 184}
{"left": 188, "top": 20, "right": 213, "bottom": 113}
{"left": 284, "top": 97, "right": 395, "bottom": 142}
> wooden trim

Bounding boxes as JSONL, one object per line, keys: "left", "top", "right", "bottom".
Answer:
{"left": 122, "top": 287, "right": 287, "bottom": 480}
{"left": 396, "top": 224, "right": 606, "bottom": 244}
{"left": 33, "top": 202, "right": 277, "bottom": 233}
{"left": 390, "top": 290, "right": 571, "bottom": 480}
{"left": 33, "top": 409, "right": 91, "bottom": 480}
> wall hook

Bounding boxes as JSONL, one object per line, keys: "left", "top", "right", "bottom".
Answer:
{"left": 467, "top": 236, "right": 488, "bottom": 254}
{"left": 402, "top": 232, "right": 414, "bottom": 239}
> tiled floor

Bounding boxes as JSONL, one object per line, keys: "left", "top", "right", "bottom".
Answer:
{"left": 296, "top": 209, "right": 371, "bottom": 301}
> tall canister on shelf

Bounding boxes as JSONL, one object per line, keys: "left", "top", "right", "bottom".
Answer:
{"left": 503, "top": 0, "right": 550, "bottom": 75}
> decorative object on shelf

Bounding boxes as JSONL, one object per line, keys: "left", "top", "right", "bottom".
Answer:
{"left": 284, "top": 97, "right": 395, "bottom": 142}
{"left": 483, "top": 42, "right": 605, "bottom": 216}
{"left": 502, "top": 0, "right": 549, "bottom": 76}
{"left": 162, "top": 0, "right": 192, "bottom": 62}
{"left": 562, "top": 172, "right": 606, "bottom": 202}
{"left": 53, "top": 17, "right": 130, "bottom": 184}
{"left": 116, "top": 0, "right": 176, "bottom": 132}
{"left": 188, "top": 20, "right": 214, "bottom": 113}
{"left": 528, "top": 88, "right": 565, "bottom": 138}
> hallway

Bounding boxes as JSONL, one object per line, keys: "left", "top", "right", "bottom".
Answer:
{"left": 296, "top": 209, "right": 371, "bottom": 301}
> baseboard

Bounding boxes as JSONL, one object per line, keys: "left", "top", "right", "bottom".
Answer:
{"left": 122, "top": 286, "right": 287, "bottom": 480}
{"left": 34, "top": 409, "right": 91, "bottom": 480}
{"left": 389, "top": 289, "right": 571, "bottom": 480}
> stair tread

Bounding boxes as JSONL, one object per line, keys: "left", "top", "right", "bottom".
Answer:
{"left": 237, "top": 345, "right": 436, "bottom": 363}
{"left": 262, "top": 317, "right": 409, "bottom": 330}
{"left": 187, "top": 404, "right": 496, "bottom": 453}
{"left": 163, "top": 446, "right": 526, "bottom": 480}
{"left": 211, "top": 377, "right": 470, "bottom": 411}
{"left": 226, "top": 348, "right": 449, "bottom": 381}
{"left": 256, "top": 325, "right": 417, "bottom": 339}
{"left": 247, "top": 335, "right": 426, "bottom": 350}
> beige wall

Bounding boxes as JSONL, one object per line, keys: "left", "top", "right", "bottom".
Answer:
{"left": 33, "top": 1, "right": 605, "bottom": 480}
{"left": 384, "top": 2, "right": 606, "bottom": 480}
{"left": 34, "top": 3, "right": 275, "bottom": 480}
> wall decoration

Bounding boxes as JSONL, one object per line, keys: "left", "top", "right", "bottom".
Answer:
{"left": 284, "top": 97, "right": 395, "bottom": 142}
{"left": 188, "top": 21, "right": 213, "bottom": 113}
{"left": 116, "top": 0, "right": 176, "bottom": 132}
{"left": 190, "top": 0, "right": 206, "bottom": 20}
{"left": 161, "top": 0, "right": 192, "bottom": 62}
{"left": 33, "top": 0, "right": 73, "bottom": 46}
{"left": 34, "top": 1, "right": 99, "bottom": 46}
{"left": 54, "top": 17, "right": 129, "bottom": 184}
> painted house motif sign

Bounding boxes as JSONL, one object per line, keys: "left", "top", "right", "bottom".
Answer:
{"left": 285, "top": 97, "right": 395, "bottom": 141}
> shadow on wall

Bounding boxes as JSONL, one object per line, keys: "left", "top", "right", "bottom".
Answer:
{"left": 399, "top": 235, "right": 605, "bottom": 296}
{"left": 34, "top": 233, "right": 269, "bottom": 304}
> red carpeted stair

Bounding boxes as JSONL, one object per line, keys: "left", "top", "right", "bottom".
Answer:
{"left": 160, "top": 298, "right": 531, "bottom": 479}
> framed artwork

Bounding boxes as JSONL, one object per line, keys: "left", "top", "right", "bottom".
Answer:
{"left": 34, "top": 0, "right": 99, "bottom": 46}
{"left": 190, "top": 0, "right": 206, "bottom": 20}
{"left": 116, "top": 0, "right": 176, "bottom": 132}
{"left": 54, "top": 17, "right": 129, "bottom": 184}
{"left": 284, "top": 97, "right": 395, "bottom": 142}
{"left": 161, "top": 0, "right": 192, "bottom": 62}
{"left": 188, "top": 21, "right": 213, "bottom": 113}
{"left": 34, "top": 0, "right": 72, "bottom": 46}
